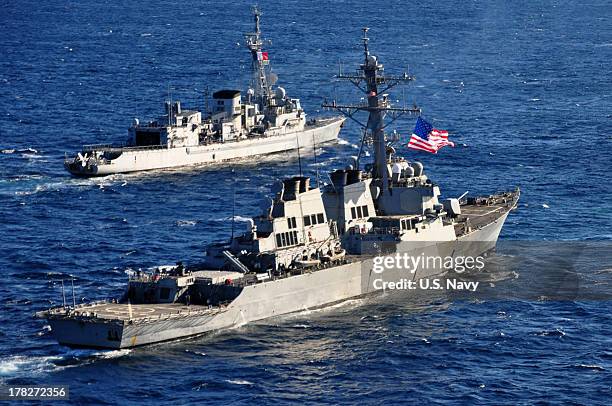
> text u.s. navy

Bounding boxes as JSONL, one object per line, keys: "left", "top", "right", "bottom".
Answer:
{"left": 373, "top": 278, "right": 480, "bottom": 292}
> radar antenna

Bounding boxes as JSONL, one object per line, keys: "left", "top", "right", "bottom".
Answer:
{"left": 323, "top": 28, "right": 420, "bottom": 192}
{"left": 245, "top": 6, "right": 273, "bottom": 110}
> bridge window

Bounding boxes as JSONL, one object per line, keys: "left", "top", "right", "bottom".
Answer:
{"left": 351, "top": 205, "right": 370, "bottom": 220}
{"left": 304, "top": 213, "right": 325, "bottom": 226}
{"left": 275, "top": 231, "right": 299, "bottom": 248}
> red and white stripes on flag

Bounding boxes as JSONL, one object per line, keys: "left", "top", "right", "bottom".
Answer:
{"left": 429, "top": 129, "right": 454, "bottom": 148}
{"left": 407, "top": 134, "right": 439, "bottom": 153}
{"left": 407, "top": 117, "right": 454, "bottom": 154}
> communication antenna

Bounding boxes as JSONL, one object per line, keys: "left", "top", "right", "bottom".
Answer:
{"left": 245, "top": 6, "right": 272, "bottom": 108}
{"left": 296, "top": 134, "right": 303, "bottom": 177}
{"left": 61, "top": 280, "right": 66, "bottom": 308}
{"left": 230, "top": 168, "right": 236, "bottom": 240}
{"left": 204, "top": 86, "right": 210, "bottom": 117}
{"left": 312, "top": 133, "right": 319, "bottom": 187}
{"left": 322, "top": 27, "right": 420, "bottom": 193}
{"left": 71, "top": 277, "right": 76, "bottom": 308}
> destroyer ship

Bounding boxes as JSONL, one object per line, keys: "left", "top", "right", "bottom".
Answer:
{"left": 65, "top": 8, "right": 344, "bottom": 177}
{"left": 39, "top": 29, "right": 519, "bottom": 349}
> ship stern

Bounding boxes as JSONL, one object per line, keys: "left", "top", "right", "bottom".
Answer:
{"left": 64, "top": 157, "right": 100, "bottom": 177}
{"left": 46, "top": 317, "right": 126, "bottom": 349}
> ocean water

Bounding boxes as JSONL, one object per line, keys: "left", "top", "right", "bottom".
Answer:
{"left": 1, "top": 0, "right": 611, "bottom": 404}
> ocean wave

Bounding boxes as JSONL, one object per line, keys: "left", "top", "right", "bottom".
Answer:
{"left": 579, "top": 234, "right": 612, "bottom": 241}
{"left": 225, "top": 379, "right": 254, "bottom": 385}
{"left": 185, "top": 349, "right": 207, "bottom": 357}
{"left": 176, "top": 220, "right": 198, "bottom": 227}
{"left": 36, "top": 324, "right": 52, "bottom": 337}
{"left": 0, "top": 147, "right": 38, "bottom": 155}
{"left": 337, "top": 139, "right": 360, "bottom": 149}
{"left": 534, "top": 328, "right": 566, "bottom": 337}
{"left": 22, "top": 153, "right": 44, "bottom": 159}
{"left": 91, "top": 349, "right": 132, "bottom": 360}
{"left": 0, "top": 355, "right": 63, "bottom": 378}
{"left": 1, "top": 174, "right": 127, "bottom": 197}
{"left": 573, "top": 364, "right": 604, "bottom": 371}
{"left": 216, "top": 215, "right": 251, "bottom": 223}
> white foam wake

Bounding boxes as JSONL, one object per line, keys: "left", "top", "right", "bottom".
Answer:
{"left": 0, "top": 355, "right": 63, "bottom": 378}
{"left": 225, "top": 379, "right": 254, "bottom": 385}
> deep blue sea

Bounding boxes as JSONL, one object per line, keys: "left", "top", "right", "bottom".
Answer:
{"left": 1, "top": 0, "right": 611, "bottom": 404}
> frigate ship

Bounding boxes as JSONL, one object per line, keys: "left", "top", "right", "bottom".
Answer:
{"left": 64, "top": 8, "right": 345, "bottom": 177}
{"left": 39, "top": 29, "right": 519, "bottom": 349}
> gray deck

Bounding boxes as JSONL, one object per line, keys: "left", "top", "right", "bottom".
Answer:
{"left": 50, "top": 302, "right": 215, "bottom": 322}
{"left": 455, "top": 191, "right": 519, "bottom": 235}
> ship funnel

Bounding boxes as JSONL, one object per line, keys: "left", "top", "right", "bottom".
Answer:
{"left": 330, "top": 170, "right": 347, "bottom": 190}
{"left": 296, "top": 176, "right": 310, "bottom": 193}
{"left": 346, "top": 169, "right": 362, "bottom": 185}
{"left": 282, "top": 177, "right": 300, "bottom": 200}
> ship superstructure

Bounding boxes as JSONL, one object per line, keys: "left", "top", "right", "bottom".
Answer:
{"left": 65, "top": 7, "right": 344, "bottom": 177}
{"left": 40, "top": 29, "right": 519, "bottom": 349}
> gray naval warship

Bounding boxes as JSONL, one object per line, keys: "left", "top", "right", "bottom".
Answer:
{"left": 65, "top": 8, "right": 344, "bottom": 177}
{"left": 39, "top": 30, "right": 519, "bottom": 349}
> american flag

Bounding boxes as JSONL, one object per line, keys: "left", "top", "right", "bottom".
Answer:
{"left": 407, "top": 117, "right": 454, "bottom": 153}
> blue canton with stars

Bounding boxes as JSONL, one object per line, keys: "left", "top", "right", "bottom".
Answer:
{"left": 413, "top": 116, "right": 433, "bottom": 138}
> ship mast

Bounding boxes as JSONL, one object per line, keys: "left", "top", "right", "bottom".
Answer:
{"left": 245, "top": 6, "right": 271, "bottom": 109}
{"left": 323, "top": 28, "right": 420, "bottom": 193}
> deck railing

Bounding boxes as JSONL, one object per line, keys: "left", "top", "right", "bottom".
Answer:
{"left": 82, "top": 144, "right": 168, "bottom": 152}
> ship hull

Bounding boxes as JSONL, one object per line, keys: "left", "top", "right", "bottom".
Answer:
{"left": 46, "top": 212, "right": 509, "bottom": 349}
{"left": 66, "top": 118, "right": 344, "bottom": 177}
